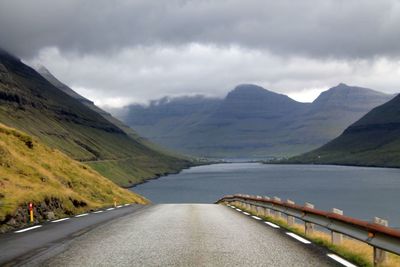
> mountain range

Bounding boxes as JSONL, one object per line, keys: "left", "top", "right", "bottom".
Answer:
{"left": 0, "top": 48, "right": 190, "bottom": 187}
{"left": 288, "top": 92, "right": 400, "bottom": 167}
{"left": 117, "top": 84, "right": 393, "bottom": 158}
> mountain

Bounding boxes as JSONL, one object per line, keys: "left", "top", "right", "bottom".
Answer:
{"left": 288, "top": 93, "right": 400, "bottom": 167}
{"left": 118, "top": 84, "right": 393, "bottom": 158}
{"left": 0, "top": 123, "right": 147, "bottom": 232}
{"left": 0, "top": 49, "right": 191, "bottom": 186}
{"left": 35, "top": 65, "right": 92, "bottom": 104}
{"left": 288, "top": 83, "right": 394, "bottom": 146}
{"left": 122, "top": 95, "right": 221, "bottom": 154}
{"left": 36, "top": 65, "right": 149, "bottom": 142}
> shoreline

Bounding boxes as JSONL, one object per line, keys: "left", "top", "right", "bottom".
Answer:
{"left": 126, "top": 160, "right": 400, "bottom": 191}
{"left": 263, "top": 161, "right": 400, "bottom": 170}
{"left": 125, "top": 161, "right": 216, "bottom": 189}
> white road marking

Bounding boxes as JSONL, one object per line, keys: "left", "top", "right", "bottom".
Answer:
{"left": 327, "top": 254, "right": 357, "bottom": 267}
{"left": 236, "top": 208, "right": 242, "bottom": 212}
{"left": 106, "top": 208, "right": 115, "bottom": 211}
{"left": 116, "top": 205, "right": 123, "bottom": 208}
{"left": 93, "top": 210, "right": 104, "bottom": 214}
{"left": 15, "top": 225, "right": 42, "bottom": 233}
{"left": 75, "top": 213, "right": 89, "bottom": 218}
{"left": 265, "top": 222, "right": 280, "bottom": 228}
{"left": 242, "top": 212, "right": 250, "bottom": 215}
{"left": 51, "top": 218, "right": 70, "bottom": 223}
{"left": 251, "top": 216, "right": 262, "bottom": 220}
{"left": 286, "top": 232, "right": 311, "bottom": 244}
{"left": 124, "top": 204, "right": 130, "bottom": 206}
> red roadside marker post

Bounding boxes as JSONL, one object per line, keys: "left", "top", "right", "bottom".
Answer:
{"left": 29, "top": 202, "right": 33, "bottom": 223}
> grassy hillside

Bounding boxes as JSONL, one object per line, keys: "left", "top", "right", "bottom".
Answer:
{"left": 37, "top": 68, "right": 188, "bottom": 163}
{"left": 0, "top": 123, "right": 147, "bottom": 232}
{"left": 287, "top": 94, "right": 400, "bottom": 167}
{"left": 0, "top": 49, "right": 191, "bottom": 186}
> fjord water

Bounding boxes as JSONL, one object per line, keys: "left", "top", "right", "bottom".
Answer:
{"left": 131, "top": 163, "right": 400, "bottom": 227}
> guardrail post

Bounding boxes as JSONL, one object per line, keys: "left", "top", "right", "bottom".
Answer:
{"left": 256, "top": 196, "right": 264, "bottom": 216}
{"left": 264, "top": 196, "right": 271, "bottom": 216}
{"left": 273, "top": 197, "right": 282, "bottom": 219}
{"left": 286, "top": 199, "right": 295, "bottom": 226}
{"left": 331, "top": 208, "right": 343, "bottom": 245}
{"left": 244, "top": 195, "right": 251, "bottom": 210}
{"left": 304, "top": 202, "right": 315, "bottom": 236}
{"left": 249, "top": 195, "right": 255, "bottom": 212}
{"left": 251, "top": 199, "right": 257, "bottom": 213}
{"left": 373, "top": 217, "right": 388, "bottom": 266}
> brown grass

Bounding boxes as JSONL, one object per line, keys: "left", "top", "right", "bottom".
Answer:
{"left": 0, "top": 123, "right": 148, "bottom": 230}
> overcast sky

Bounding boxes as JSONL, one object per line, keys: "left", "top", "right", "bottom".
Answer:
{"left": 1, "top": 0, "right": 400, "bottom": 107}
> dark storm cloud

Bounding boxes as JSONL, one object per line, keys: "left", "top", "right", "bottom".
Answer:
{"left": 1, "top": 0, "right": 400, "bottom": 106}
{"left": 1, "top": 0, "right": 400, "bottom": 59}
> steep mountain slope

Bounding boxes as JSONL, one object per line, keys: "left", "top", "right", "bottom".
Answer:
{"left": 35, "top": 65, "right": 182, "bottom": 157}
{"left": 289, "top": 83, "right": 393, "bottom": 146}
{"left": 185, "top": 84, "right": 310, "bottom": 157}
{"left": 124, "top": 95, "right": 221, "bottom": 153}
{"left": 35, "top": 65, "right": 92, "bottom": 104}
{"left": 119, "top": 84, "right": 392, "bottom": 158}
{"left": 289, "top": 93, "right": 400, "bottom": 167}
{"left": 0, "top": 123, "right": 147, "bottom": 232}
{"left": 0, "top": 49, "right": 190, "bottom": 186}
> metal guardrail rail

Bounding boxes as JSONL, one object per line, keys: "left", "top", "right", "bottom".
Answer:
{"left": 217, "top": 194, "right": 400, "bottom": 265}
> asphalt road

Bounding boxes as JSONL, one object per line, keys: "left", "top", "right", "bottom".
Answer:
{"left": 0, "top": 204, "right": 145, "bottom": 266}
{"left": 0, "top": 204, "right": 354, "bottom": 267}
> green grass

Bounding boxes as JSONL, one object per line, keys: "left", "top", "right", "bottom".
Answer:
{"left": 86, "top": 156, "right": 189, "bottom": 186}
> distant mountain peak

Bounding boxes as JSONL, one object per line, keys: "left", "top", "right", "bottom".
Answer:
{"left": 328, "top": 83, "right": 367, "bottom": 93}
{"left": 327, "top": 83, "right": 383, "bottom": 94}
{"left": 336, "top": 82, "right": 349, "bottom": 87}
{"left": 228, "top": 84, "right": 289, "bottom": 99}
{"left": 233, "top": 84, "right": 266, "bottom": 91}
{"left": 230, "top": 84, "right": 275, "bottom": 95}
{"left": 312, "top": 83, "right": 390, "bottom": 110}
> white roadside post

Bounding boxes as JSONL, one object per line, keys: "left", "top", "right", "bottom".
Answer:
{"left": 304, "top": 202, "right": 315, "bottom": 236}
{"left": 331, "top": 208, "right": 343, "bottom": 245}
{"left": 373, "top": 217, "right": 389, "bottom": 266}
{"left": 273, "top": 197, "right": 282, "bottom": 219}
{"left": 286, "top": 199, "right": 295, "bottom": 226}
{"left": 264, "top": 196, "right": 271, "bottom": 217}
{"left": 256, "top": 196, "right": 264, "bottom": 216}
{"left": 246, "top": 195, "right": 252, "bottom": 211}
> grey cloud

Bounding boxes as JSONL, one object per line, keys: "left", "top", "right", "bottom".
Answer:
{"left": 1, "top": 0, "right": 400, "bottom": 59}
{"left": 32, "top": 45, "right": 400, "bottom": 107}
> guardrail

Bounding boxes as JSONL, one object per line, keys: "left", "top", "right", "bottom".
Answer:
{"left": 216, "top": 194, "right": 400, "bottom": 266}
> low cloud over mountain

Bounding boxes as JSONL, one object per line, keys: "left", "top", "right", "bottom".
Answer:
{"left": 1, "top": 1, "right": 400, "bottom": 106}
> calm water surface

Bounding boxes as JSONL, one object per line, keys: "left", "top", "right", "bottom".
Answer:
{"left": 131, "top": 163, "right": 400, "bottom": 227}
